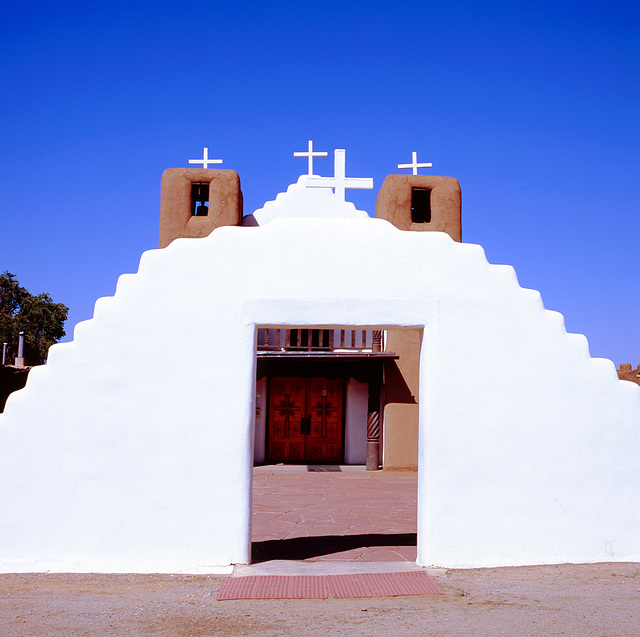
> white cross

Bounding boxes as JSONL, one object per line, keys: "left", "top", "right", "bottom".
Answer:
{"left": 398, "top": 151, "right": 432, "bottom": 175}
{"left": 307, "top": 149, "right": 373, "bottom": 201}
{"left": 188, "top": 147, "right": 223, "bottom": 168}
{"left": 293, "top": 140, "right": 328, "bottom": 176}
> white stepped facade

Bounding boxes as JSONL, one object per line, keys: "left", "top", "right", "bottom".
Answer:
{"left": 0, "top": 180, "right": 638, "bottom": 572}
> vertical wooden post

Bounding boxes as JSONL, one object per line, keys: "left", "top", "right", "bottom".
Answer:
{"left": 366, "top": 370, "right": 382, "bottom": 470}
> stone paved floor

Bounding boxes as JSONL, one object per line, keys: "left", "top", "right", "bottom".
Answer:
{"left": 251, "top": 465, "right": 418, "bottom": 563}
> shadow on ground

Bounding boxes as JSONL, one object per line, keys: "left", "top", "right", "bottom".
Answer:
{"left": 251, "top": 532, "right": 417, "bottom": 562}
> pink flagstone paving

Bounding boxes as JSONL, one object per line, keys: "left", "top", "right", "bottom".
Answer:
{"left": 251, "top": 465, "right": 418, "bottom": 563}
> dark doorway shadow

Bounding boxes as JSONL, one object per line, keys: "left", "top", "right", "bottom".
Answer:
{"left": 251, "top": 532, "right": 417, "bottom": 563}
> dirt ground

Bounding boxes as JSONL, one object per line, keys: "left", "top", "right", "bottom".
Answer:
{"left": 1, "top": 563, "right": 639, "bottom": 636}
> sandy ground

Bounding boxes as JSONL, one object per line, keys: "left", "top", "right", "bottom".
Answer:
{"left": 1, "top": 563, "right": 639, "bottom": 636}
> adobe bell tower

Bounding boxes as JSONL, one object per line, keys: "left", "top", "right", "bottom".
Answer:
{"left": 159, "top": 147, "right": 243, "bottom": 248}
{"left": 375, "top": 151, "right": 461, "bottom": 241}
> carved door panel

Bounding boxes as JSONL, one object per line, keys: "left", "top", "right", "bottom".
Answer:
{"left": 268, "top": 377, "right": 306, "bottom": 462}
{"left": 305, "top": 378, "right": 343, "bottom": 462}
{"left": 268, "top": 377, "right": 343, "bottom": 463}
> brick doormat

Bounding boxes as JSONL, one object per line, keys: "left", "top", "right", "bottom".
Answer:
{"left": 217, "top": 571, "right": 442, "bottom": 600}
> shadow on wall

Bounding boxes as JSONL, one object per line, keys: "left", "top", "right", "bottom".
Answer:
{"left": 384, "top": 360, "right": 417, "bottom": 404}
{"left": 0, "top": 366, "right": 30, "bottom": 412}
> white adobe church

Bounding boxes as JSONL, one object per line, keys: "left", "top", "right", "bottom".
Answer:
{"left": 0, "top": 144, "right": 638, "bottom": 573}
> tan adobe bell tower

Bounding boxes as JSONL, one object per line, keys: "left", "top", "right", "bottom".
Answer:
{"left": 159, "top": 168, "right": 243, "bottom": 248}
{"left": 375, "top": 174, "right": 461, "bottom": 241}
{"left": 159, "top": 147, "right": 243, "bottom": 248}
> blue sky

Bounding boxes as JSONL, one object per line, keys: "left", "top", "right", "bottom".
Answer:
{"left": 1, "top": 0, "right": 638, "bottom": 364}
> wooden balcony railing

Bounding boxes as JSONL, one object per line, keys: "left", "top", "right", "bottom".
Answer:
{"left": 257, "top": 328, "right": 382, "bottom": 353}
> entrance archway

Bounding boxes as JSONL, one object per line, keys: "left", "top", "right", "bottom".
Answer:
{"left": 240, "top": 298, "right": 439, "bottom": 566}
{"left": 249, "top": 321, "right": 422, "bottom": 564}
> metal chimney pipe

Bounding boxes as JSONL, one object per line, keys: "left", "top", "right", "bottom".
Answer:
{"left": 15, "top": 332, "right": 25, "bottom": 367}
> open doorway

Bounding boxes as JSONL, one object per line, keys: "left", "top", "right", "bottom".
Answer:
{"left": 251, "top": 325, "right": 421, "bottom": 563}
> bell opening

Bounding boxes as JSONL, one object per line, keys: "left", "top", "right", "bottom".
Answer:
{"left": 191, "top": 183, "right": 210, "bottom": 216}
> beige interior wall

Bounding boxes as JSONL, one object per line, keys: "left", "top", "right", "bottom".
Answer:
{"left": 382, "top": 328, "right": 422, "bottom": 470}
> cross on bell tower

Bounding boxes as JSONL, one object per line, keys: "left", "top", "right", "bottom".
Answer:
{"left": 397, "top": 151, "right": 432, "bottom": 175}
{"left": 188, "top": 147, "right": 223, "bottom": 169}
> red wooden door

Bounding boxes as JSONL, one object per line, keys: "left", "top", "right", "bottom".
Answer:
{"left": 305, "top": 378, "right": 343, "bottom": 462}
{"left": 268, "top": 377, "right": 343, "bottom": 463}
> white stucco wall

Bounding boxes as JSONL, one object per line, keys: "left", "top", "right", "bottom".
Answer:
{"left": 1, "top": 179, "right": 639, "bottom": 572}
{"left": 344, "top": 379, "right": 368, "bottom": 465}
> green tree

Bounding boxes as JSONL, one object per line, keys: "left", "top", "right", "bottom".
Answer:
{"left": 0, "top": 271, "right": 68, "bottom": 365}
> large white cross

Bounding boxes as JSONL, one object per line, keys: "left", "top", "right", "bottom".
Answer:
{"left": 293, "top": 140, "right": 328, "bottom": 176}
{"left": 398, "top": 151, "right": 432, "bottom": 175}
{"left": 188, "top": 147, "right": 223, "bottom": 168}
{"left": 307, "top": 149, "right": 373, "bottom": 201}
